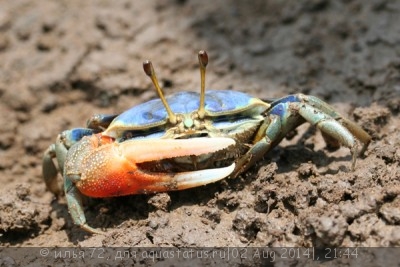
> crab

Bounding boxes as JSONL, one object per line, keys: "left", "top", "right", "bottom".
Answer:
{"left": 43, "top": 51, "right": 371, "bottom": 234}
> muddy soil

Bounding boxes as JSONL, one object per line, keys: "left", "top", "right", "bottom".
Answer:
{"left": 0, "top": 0, "right": 399, "bottom": 259}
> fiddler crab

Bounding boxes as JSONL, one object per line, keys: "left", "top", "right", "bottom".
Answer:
{"left": 43, "top": 51, "right": 371, "bottom": 234}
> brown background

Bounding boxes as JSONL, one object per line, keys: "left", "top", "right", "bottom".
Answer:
{"left": 1, "top": 0, "right": 399, "bottom": 251}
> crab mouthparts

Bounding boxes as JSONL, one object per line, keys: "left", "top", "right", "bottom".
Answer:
{"left": 123, "top": 137, "right": 236, "bottom": 190}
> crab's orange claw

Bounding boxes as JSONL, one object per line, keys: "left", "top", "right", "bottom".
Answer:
{"left": 68, "top": 136, "right": 235, "bottom": 198}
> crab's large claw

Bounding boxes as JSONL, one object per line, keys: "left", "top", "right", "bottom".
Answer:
{"left": 65, "top": 135, "right": 236, "bottom": 198}
{"left": 64, "top": 135, "right": 235, "bottom": 233}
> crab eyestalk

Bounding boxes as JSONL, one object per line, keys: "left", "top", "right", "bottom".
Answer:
{"left": 197, "top": 50, "right": 208, "bottom": 119}
{"left": 143, "top": 60, "right": 177, "bottom": 125}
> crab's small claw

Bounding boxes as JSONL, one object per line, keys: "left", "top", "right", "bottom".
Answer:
{"left": 65, "top": 135, "right": 236, "bottom": 198}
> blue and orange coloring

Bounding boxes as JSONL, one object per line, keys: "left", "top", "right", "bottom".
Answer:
{"left": 43, "top": 51, "right": 371, "bottom": 234}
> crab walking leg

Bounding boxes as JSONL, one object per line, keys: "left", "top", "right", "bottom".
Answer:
{"left": 293, "top": 102, "right": 359, "bottom": 170}
{"left": 42, "top": 144, "right": 60, "bottom": 195}
{"left": 231, "top": 115, "right": 282, "bottom": 178}
{"left": 63, "top": 176, "right": 103, "bottom": 234}
{"left": 232, "top": 95, "right": 367, "bottom": 177}
{"left": 297, "top": 94, "right": 371, "bottom": 154}
{"left": 43, "top": 135, "right": 70, "bottom": 195}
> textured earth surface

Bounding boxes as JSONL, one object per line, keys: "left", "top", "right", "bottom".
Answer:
{"left": 1, "top": 0, "right": 399, "bottom": 263}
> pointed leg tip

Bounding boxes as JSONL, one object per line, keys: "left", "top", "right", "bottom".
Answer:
{"left": 80, "top": 224, "right": 105, "bottom": 235}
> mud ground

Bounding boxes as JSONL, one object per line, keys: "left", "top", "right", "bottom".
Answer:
{"left": 0, "top": 0, "right": 399, "bottom": 263}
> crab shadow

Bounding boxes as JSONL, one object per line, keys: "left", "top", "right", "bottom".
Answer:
{"left": 56, "top": 194, "right": 152, "bottom": 243}
{"left": 0, "top": 226, "right": 43, "bottom": 246}
{"left": 275, "top": 144, "right": 354, "bottom": 175}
